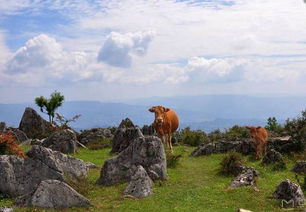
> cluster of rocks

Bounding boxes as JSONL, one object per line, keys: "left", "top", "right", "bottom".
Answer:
{"left": 97, "top": 132, "right": 166, "bottom": 198}
{"left": 0, "top": 145, "right": 91, "bottom": 209}
{"left": 190, "top": 140, "right": 256, "bottom": 157}
{"left": 111, "top": 118, "right": 143, "bottom": 153}
{"left": 78, "top": 128, "right": 113, "bottom": 145}
{"left": 261, "top": 149, "right": 285, "bottom": 165}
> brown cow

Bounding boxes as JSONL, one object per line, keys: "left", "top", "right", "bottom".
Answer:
{"left": 245, "top": 126, "right": 269, "bottom": 160}
{"left": 149, "top": 106, "right": 179, "bottom": 151}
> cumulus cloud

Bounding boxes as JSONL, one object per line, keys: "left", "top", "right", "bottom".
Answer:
{"left": 186, "top": 57, "right": 246, "bottom": 83}
{"left": 97, "top": 30, "right": 155, "bottom": 68}
{"left": 4, "top": 34, "right": 95, "bottom": 85}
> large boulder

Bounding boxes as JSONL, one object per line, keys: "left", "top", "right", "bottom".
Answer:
{"left": 229, "top": 167, "right": 259, "bottom": 188}
{"left": 78, "top": 128, "right": 113, "bottom": 145}
{"left": 123, "top": 165, "right": 154, "bottom": 198}
{"left": 18, "top": 107, "right": 54, "bottom": 138}
{"left": 273, "top": 179, "right": 305, "bottom": 207}
{"left": 292, "top": 161, "right": 306, "bottom": 174}
{"left": 0, "top": 207, "right": 13, "bottom": 212}
{"left": 42, "top": 129, "right": 77, "bottom": 154}
{"left": 262, "top": 149, "right": 284, "bottom": 165}
{"left": 97, "top": 135, "right": 167, "bottom": 186}
{"left": 190, "top": 143, "right": 216, "bottom": 157}
{"left": 111, "top": 118, "right": 143, "bottom": 153}
{"left": 0, "top": 145, "right": 88, "bottom": 197}
{"left": 15, "top": 180, "right": 91, "bottom": 209}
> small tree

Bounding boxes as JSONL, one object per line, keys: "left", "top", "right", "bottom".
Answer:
{"left": 265, "top": 117, "right": 282, "bottom": 132}
{"left": 35, "top": 91, "right": 65, "bottom": 123}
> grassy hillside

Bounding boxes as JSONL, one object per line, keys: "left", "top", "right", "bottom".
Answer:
{"left": 1, "top": 146, "right": 305, "bottom": 212}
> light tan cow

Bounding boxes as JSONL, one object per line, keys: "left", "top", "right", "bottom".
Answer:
{"left": 246, "top": 126, "right": 269, "bottom": 160}
{"left": 149, "top": 106, "right": 179, "bottom": 150}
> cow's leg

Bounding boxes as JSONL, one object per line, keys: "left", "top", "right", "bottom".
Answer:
{"left": 256, "top": 143, "right": 261, "bottom": 160}
{"left": 168, "top": 133, "right": 173, "bottom": 150}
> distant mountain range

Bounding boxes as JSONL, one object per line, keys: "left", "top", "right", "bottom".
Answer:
{"left": 0, "top": 95, "right": 305, "bottom": 132}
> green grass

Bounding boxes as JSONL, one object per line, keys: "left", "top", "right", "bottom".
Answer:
{"left": 1, "top": 146, "right": 305, "bottom": 212}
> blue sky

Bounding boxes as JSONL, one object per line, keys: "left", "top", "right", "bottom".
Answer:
{"left": 0, "top": 0, "right": 306, "bottom": 103}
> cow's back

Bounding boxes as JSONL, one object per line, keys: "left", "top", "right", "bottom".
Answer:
{"left": 166, "top": 109, "right": 179, "bottom": 133}
{"left": 257, "top": 127, "right": 268, "bottom": 141}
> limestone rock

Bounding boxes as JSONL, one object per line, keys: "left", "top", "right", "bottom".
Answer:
{"left": 111, "top": 119, "right": 143, "bottom": 153}
{"left": 0, "top": 145, "right": 88, "bottom": 197}
{"left": 292, "top": 161, "right": 306, "bottom": 174}
{"left": 124, "top": 165, "right": 153, "bottom": 198}
{"left": 18, "top": 107, "right": 54, "bottom": 138}
{"left": 78, "top": 128, "right": 113, "bottom": 145}
{"left": 273, "top": 179, "right": 305, "bottom": 207}
{"left": 14, "top": 180, "right": 91, "bottom": 209}
{"left": 229, "top": 167, "right": 259, "bottom": 188}
{"left": 97, "top": 136, "right": 166, "bottom": 186}
{"left": 42, "top": 129, "right": 77, "bottom": 154}
{"left": 262, "top": 149, "right": 284, "bottom": 164}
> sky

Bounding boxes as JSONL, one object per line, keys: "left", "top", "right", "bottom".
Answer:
{"left": 0, "top": 0, "right": 306, "bottom": 103}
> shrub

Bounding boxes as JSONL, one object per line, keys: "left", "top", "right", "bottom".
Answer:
{"left": 0, "top": 131, "right": 26, "bottom": 158}
{"left": 180, "top": 127, "right": 208, "bottom": 146}
{"left": 265, "top": 117, "right": 283, "bottom": 134}
{"left": 86, "top": 138, "right": 112, "bottom": 150}
{"left": 224, "top": 125, "right": 250, "bottom": 141}
{"left": 166, "top": 152, "right": 182, "bottom": 169}
{"left": 207, "top": 129, "right": 224, "bottom": 143}
{"left": 219, "top": 152, "right": 244, "bottom": 176}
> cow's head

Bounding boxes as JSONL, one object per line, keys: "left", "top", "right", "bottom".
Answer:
{"left": 245, "top": 126, "right": 261, "bottom": 138}
{"left": 149, "top": 106, "right": 170, "bottom": 125}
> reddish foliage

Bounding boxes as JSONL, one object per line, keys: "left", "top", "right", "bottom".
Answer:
{"left": 0, "top": 131, "right": 26, "bottom": 158}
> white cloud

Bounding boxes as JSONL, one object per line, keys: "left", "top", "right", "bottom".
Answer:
{"left": 4, "top": 34, "right": 95, "bottom": 85}
{"left": 186, "top": 57, "right": 246, "bottom": 83}
{"left": 97, "top": 30, "right": 155, "bottom": 68}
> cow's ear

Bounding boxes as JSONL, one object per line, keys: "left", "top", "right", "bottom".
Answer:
{"left": 256, "top": 126, "right": 261, "bottom": 129}
{"left": 164, "top": 108, "right": 170, "bottom": 112}
{"left": 149, "top": 107, "right": 155, "bottom": 112}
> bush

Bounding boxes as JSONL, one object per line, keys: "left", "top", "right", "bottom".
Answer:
{"left": 285, "top": 110, "right": 306, "bottom": 141}
{"left": 219, "top": 152, "right": 244, "bottom": 176}
{"left": 166, "top": 152, "right": 182, "bottom": 169}
{"left": 224, "top": 125, "right": 250, "bottom": 141}
{"left": 86, "top": 138, "right": 112, "bottom": 150}
{"left": 207, "top": 129, "right": 224, "bottom": 143}
{"left": 271, "top": 161, "right": 286, "bottom": 171}
{"left": 180, "top": 127, "right": 208, "bottom": 146}
{"left": 265, "top": 117, "right": 283, "bottom": 134}
{"left": 0, "top": 131, "right": 26, "bottom": 158}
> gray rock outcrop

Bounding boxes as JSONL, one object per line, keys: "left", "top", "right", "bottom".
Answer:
{"left": 15, "top": 180, "right": 91, "bottom": 209}
{"left": 190, "top": 140, "right": 255, "bottom": 157}
{"left": 141, "top": 124, "right": 155, "bottom": 136}
{"left": 97, "top": 135, "right": 167, "bottom": 186}
{"left": 78, "top": 128, "right": 113, "bottom": 145}
{"left": 262, "top": 149, "right": 284, "bottom": 165}
{"left": 18, "top": 107, "right": 54, "bottom": 138}
{"left": 123, "top": 165, "right": 154, "bottom": 198}
{"left": 111, "top": 118, "right": 143, "bottom": 153}
{"left": 229, "top": 167, "right": 259, "bottom": 188}
{"left": 0, "top": 145, "right": 88, "bottom": 197}
{"left": 42, "top": 129, "right": 77, "bottom": 154}
{"left": 273, "top": 179, "right": 305, "bottom": 207}
{"left": 292, "top": 161, "right": 306, "bottom": 174}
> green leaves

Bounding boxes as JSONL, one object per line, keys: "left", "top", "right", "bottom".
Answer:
{"left": 34, "top": 91, "right": 65, "bottom": 123}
